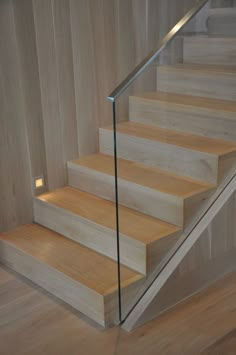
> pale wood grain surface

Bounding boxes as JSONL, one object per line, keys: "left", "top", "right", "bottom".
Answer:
{"left": 129, "top": 91, "right": 236, "bottom": 141}
{"left": 0, "top": 0, "right": 33, "bottom": 232}
{"left": 32, "top": 0, "right": 67, "bottom": 190}
{"left": 157, "top": 64, "right": 236, "bottom": 101}
{"left": 1, "top": 264, "right": 236, "bottom": 354}
{"left": 131, "top": 90, "right": 236, "bottom": 112}
{"left": 103, "top": 122, "right": 236, "bottom": 156}
{"left": 71, "top": 153, "right": 212, "bottom": 197}
{"left": 12, "top": 0, "right": 47, "bottom": 183}
{"left": 36, "top": 187, "right": 179, "bottom": 244}
{"left": 184, "top": 37, "right": 236, "bottom": 65}
{"left": 162, "top": 63, "right": 236, "bottom": 74}
{"left": 99, "top": 126, "right": 221, "bottom": 184}
{"left": 0, "top": 224, "right": 141, "bottom": 295}
{"left": 68, "top": 154, "right": 214, "bottom": 226}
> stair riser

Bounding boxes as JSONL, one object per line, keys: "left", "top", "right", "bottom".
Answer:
{"left": 99, "top": 128, "right": 219, "bottom": 184}
{"left": 0, "top": 240, "right": 107, "bottom": 327}
{"left": 211, "top": 0, "right": 236, "bottom": 8}
{"left": 183, "top": 37, "right": 236, "bottom": 65}
{"left": 208, "top": 16, "right": 236, "bottom": 37}
{"left": 156, "top": 68, "right": 236, "bottom": 101}
{"left": 104, "top": 278, "right": 145, "bottom": 326}
{"left": 68, "top": 162, "right": 184, "bottom": 226}
{"left": 129, "top": 97, "right": 236, "bottom": 142}
{"left": 33, "top": 199, "right": 147, "bottom": 274}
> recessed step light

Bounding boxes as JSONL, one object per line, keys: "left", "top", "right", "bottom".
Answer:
{"left": 33, "top": 176, "right": 45, "bottom": 190}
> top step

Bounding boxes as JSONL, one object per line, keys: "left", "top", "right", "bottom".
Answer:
{"left": 211, "top": 0, "right": 236, "bottom": 7}
{"left": 209, "top": 7, "right": 236, "bottom": 13}
{"left": 208, "top": 8, "right": 236, "bottom": 37}
{"left": 184, "top": 36, "right": 236, "bottom": 65}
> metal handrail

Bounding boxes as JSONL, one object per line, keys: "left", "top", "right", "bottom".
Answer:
{"left": 107, "top": 0, "right": 208, "bottom": 102}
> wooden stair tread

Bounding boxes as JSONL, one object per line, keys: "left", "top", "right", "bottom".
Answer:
{"left": 70, "top": 153, "right": 213, "bottom": 198}
{"left": 131, "top": 91, "right": 236, "bottom": 114}
{"left": 0, "top": 224, "right": 142, "bottom": 295}
{"left": 36, "top": 187, "right": 180, "bottom": 244}
{"left": 103, "top": 122, "right": 236, "bottom": 156}
{"left": 158, "top": 63, "right": 236, "bottom": 75}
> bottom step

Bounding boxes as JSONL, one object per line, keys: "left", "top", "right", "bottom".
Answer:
{"left": 0, "top": 224, "right": 143, "bottom": 327}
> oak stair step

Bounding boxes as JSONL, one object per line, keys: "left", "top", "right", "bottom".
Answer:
{"left": 156, "top": 64, "right": 236, "bottom": 101}
{"left": 68, "top": 153, "right": 213, "bottom": 227}
{"left": 33, "top": 187, "right": 180, "bottom": 274}
{"left": 208, "top": 8, "right": 236, "bottom": 37}
{"left": 0, "top": 224, "right": 144, "bottom": 327}
{"left": 129, "top": 91, "right": 236, "bottom": 141}
{"left": 183, "top": 36, "right": 236, "bottom": 65}
{"left": 99, "top": 121, "right": 236, "bottom": 184}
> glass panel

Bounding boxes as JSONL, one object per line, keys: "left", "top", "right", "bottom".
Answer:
{"left": 108, "top": 0, "right": 236, "bottom": 323}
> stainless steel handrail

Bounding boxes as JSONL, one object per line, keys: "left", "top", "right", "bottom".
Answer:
{"left": 107, "top": 0, "right": 209, "bottom": 102}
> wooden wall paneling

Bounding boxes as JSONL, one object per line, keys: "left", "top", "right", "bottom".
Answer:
{"left": 52, "top": 0, "right": 79, "bottom": 164}
{"left": 147, "top": 0, "right": 161, "bottom": 46}
{"left": 32, "top": 0, "right": 66, "bottom": 190}
{"left": 0, "top": 0, "right": 33, "bottom": 232}
{"left": 12, "top": 0, "right": 47, "bottom": 190}
{"left": 210, "top": 195, "right": 236, "bottom": 257}
{"left": 178, "top": 228, "right": 212, "bottom": 275}
{"left": 132, "top": 0, "right": 148, "bottom": 63}
{"left": 70, "top": 0, "right": 100, "bottom": 156}
{"left": 113, "top": 0, "right": 136, "bottom": 120}
{"left": 114, "top": 0, "right": 136, "bottom": 84}
{"left": 131, "top": 0, "right": 156, "bottom": 94}
{"left": 89, "top": 0, "right": 118, "bottom": 129}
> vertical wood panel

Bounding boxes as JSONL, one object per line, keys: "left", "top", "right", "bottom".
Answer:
{"left": 0, "top": 0, "right": 33, "bottom": 231}
{"left": 12, "top": 0, "right": 47, "bottom": 185}
{"left": 70, "top": 0, "right": 100, "bottom": 156}
{"left": 33, "top": 0, "right": 65, "bottom": 190}
{"left": 89, "top": 0, "right": 118, "bottom": 128}
{"left": 52, "top": 0, "right": 79, "bottom": 164}
{"left": 71, "top": 0, "right": 102, "bottom": 155}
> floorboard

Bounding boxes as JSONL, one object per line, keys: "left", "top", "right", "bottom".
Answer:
{"left": 1, "top": 265, "right": 236, "bottom": 354}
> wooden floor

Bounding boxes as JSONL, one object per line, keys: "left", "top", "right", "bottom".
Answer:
{"left": 1, "top": 264, "right": 236, "bottom": 354}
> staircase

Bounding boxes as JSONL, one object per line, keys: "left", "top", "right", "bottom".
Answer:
{"left": 1, "top": 1, "right": 236, "bottom": 328}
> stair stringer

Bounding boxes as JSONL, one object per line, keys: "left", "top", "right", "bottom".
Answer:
{"left": 122, "top": 173, "right": 236, "bottom": 331}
